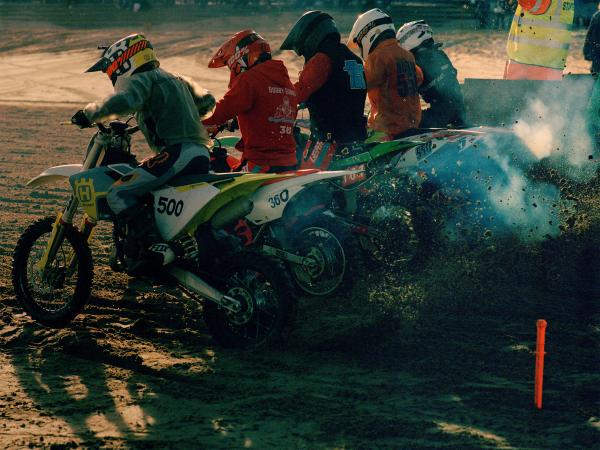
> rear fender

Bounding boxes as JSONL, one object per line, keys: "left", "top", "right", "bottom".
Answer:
{"left": 279, "top": 183, "right": 331, "bottom": 229}
{"left": 245, "top": 170, "right": 360, "bottom": 225}
{"left": 391, "top": 128, "right": 488, "bottom": 171}
{"left": 27, "top": 164, "right": 84, "bottom": 188}
{"left": 181, "top": 172, "right": 289, "bottom": 235}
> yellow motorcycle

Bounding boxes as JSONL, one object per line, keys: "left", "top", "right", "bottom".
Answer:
{"left": 12, "top": 120, "right": 357, "bottom": 347}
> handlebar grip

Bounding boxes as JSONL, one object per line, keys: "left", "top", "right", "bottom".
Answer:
{"left": 71, "top": 110, "right": 93, "bottom": 129}
{"left": 96, "top": 122, "right": 109, "bottom": 133}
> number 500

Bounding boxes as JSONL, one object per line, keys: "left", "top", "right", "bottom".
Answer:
{"left": 157, "top": 196, "right": 184, "bottom": 216}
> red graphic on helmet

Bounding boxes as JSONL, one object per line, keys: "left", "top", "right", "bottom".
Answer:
{"left": 208, "top": 30, "right": 271, "bottom": 79}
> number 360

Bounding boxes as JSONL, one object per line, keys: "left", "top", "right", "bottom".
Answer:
{"left": 268, "top": 189, "right": 289, "bottom": 208}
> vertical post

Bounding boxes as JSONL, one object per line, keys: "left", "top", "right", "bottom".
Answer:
{"left": 534, "top": 319, "right": 547, "bottom": 409}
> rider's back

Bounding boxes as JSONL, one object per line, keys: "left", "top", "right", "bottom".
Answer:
{"left": 365, "top": 38, "right": 422, "bottom": 137}
{"left": 206, "top": 59, "right": 298, "bottom": 167}
{"left": 305, "top": 38, "right": 367, "bottom": 144}
{"left": 413, "top": 44, "right": 466, "bottom": 127}
{"left": 112, "top": 68, "right": 211, "bottom": 151}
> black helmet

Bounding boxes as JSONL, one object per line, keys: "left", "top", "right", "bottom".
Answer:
{"left": 280, "top": 10, "right": 340, "bottom": 58}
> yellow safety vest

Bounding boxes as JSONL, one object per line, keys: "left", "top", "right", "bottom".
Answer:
{"left": 506, "top": 0, "right": 574, "bottom": 70}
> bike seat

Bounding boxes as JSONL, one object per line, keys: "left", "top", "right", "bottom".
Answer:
{"left": 335, "top": 142, "right": 370, "bottom": 158}
{"left": 168, "top": 172, "right": 243, "bottom": 187}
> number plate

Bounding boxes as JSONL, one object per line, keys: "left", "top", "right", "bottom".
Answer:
{"left": 267, "top": 189, "right": 290, "bottom": 208}
{"left": 341, "top": 165, "right": 367, "bottom": 187}
{"left": 157, "top": 196, "right": 184, "bottom": 216}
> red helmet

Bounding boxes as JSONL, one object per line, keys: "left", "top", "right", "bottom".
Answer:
{"left": 209, "top": 30, "right": 271, "bottom": 78}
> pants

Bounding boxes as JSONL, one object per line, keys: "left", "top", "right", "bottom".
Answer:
{"left": 504, "top": 59, "right": 564, "bottom": 81}
{"left": 107, "top": 142, "right": 210, "bottom": 216}
{"left": 587, "top": 76, "right": 600, "bottom": 152}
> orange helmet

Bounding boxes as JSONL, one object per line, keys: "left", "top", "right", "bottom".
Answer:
{"left": 209, "top": 30, "right": 271, "bottom": 78}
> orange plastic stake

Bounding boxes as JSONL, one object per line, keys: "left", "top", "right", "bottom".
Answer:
{"left": 534, "top": 319, "right": 547, "bottom": 410}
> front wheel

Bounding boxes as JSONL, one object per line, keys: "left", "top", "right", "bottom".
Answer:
{"left": 203, "top": 251, "right": 295, "bottom": 348}
{"left": 287, "top": 214, "right": 361, "bottom": 297}
{"left": 12, "top": 217, "right": 93, "bottom": 328}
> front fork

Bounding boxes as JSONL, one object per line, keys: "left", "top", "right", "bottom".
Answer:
{"left": 36, "top": 133, "right": 105, "bottom": 274}
{"left": 37, "top": 196, "right": 96, "bottom": 273}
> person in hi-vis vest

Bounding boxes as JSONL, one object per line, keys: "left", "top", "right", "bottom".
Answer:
{"left": 504, "top": 0, "right": 575, "bottom": 80}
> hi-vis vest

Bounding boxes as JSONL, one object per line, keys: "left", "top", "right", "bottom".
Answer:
{"left": 507, "top": 0, "right": 574, "bottom": 70}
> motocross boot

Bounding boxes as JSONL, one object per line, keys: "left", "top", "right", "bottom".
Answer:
{"left": 118, "top": 208, "right": 176, "bottom": 275}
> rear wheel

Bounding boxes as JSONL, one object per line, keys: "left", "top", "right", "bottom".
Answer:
{"left": 359, "top": 205, "right": 420, "bottom": 269}
{"left": 203, "top": 251, "right": 295, "bottom": 348}
{"left": 288, "top": 214, "right": 361, "bottom": 296}
{"left": 12, "top": 217, "right": 93, "bottom": 328}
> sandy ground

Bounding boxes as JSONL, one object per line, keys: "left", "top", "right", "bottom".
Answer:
{"left": 0, "top": 7, "right": 599, "bottom": 450}
{"left": 0, "top": 11, "right": 591, "bottom": 106}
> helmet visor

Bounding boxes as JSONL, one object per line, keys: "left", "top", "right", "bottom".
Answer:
{"left": 85, "top": 57, "right": 110, "bottom": 73}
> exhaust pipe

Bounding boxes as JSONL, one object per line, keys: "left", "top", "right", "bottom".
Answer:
{"left": 168, "top": 266, "right": 241, "bottom": 313}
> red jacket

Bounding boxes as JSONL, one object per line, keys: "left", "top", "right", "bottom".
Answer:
{"left": 203, "top": 59, "right": 297, "bottom": 167}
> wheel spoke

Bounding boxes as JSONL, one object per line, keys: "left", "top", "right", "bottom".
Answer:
{"left": 291, "top": 226, "right": 345, "bottom": 295}
{"left": 223, "top": 267, "right": 280, "bottom": 344}
{"left": 13, "top": 217, "right": 92, "bottom": 328}
{"left": 26, "top": 229, "right": 79, "bottom": 314}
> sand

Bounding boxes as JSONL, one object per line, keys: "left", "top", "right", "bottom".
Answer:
{"left": 0, "top": 6, "right": 598, "bottom": 450}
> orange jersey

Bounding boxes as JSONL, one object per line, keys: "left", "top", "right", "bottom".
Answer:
{"left": 364, "top": 39, "right": 423, "bottom": 136}
{"left": 518, "top": 0, "right": 551, "bottom": 14}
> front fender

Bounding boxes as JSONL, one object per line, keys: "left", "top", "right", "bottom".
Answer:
{"left": 27, "top": 164, "right": 83, "bottom": 188}
{"left": 215, "top": 135, "right": 241, "bottom": 147}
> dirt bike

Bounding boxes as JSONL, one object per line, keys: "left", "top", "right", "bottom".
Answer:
{"left": 220, "top": 122, "right": 554, "bottom": 266}
{"left": 215, "top": 125, "right": 481, "bottom": 267}
{"left": 312, "top": 127, "right": 488, "bottom": 266}
{"left": 11, "top": 119, "right": 359, "bottom": 348}
{"left": 321, "top": 125, "right": 564, "bottom": 256}
{"left": 206, "top": 125, "right": 363, "bottom": 297}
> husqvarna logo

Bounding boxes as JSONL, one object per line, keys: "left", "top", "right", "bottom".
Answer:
{"left": 74, "top": 178, "right": 95, "bottom": 206}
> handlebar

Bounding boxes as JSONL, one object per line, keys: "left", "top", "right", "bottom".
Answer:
{"left": 209, "top": 117, "right": 239, "bottom": 139}
{"left": 67, "top": 112, "right": 139, "bottom": 136}
{"left": 97, "top": 120, "right": 139, "bottom": 136}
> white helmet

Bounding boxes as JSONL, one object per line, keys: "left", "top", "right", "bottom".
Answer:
{"left": 396, "top": 20, "right": 434, "bottom": 51}
{"left": 347, "top": 8, "right": 395, "bottom": 59}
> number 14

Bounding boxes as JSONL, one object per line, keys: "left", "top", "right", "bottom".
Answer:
{"left": 344, "top": 60, "right": 366, "bottom": 90}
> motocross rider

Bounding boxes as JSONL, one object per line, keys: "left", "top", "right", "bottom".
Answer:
{"left": 396, "top": 20, "right": 467, "bottom": 128}
{"left": 280, "top": 10, "right": 367, "bottom": 166}
{"left": 584, "top": 8, "right": 600, "bottom": 151}
{"left": 348, "top": 9, "right": 423, "bottom": 140}
{"left": 72, "top": 33, "right": 215, "bottom": 273}
{"left": 202, "top": 30, "right": 298, "bottom": 173}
